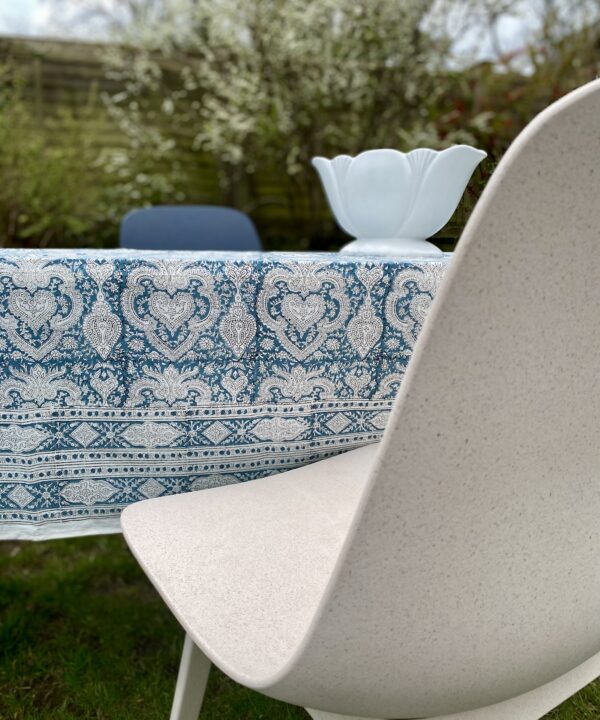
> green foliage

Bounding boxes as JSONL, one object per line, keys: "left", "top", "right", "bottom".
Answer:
{"left": 0, "top": 65, "right": 122, "bottom": 249}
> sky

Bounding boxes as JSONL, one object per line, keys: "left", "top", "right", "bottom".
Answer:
{"left": 1, "top": 0, "right": 63, "bottom": 38}
{"left": 1, "top": 0, "right": 51, "bottom": 37}
{"left": 0, "top": 0, "right": 114, "bottom": 40}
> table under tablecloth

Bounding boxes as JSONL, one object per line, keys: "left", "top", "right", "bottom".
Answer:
{"left": 0, "top": 250, "right": 451, "bottom": 540}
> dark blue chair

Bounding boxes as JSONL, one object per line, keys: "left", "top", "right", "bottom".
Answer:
{"left": 119, "top": 205, "right": 262, "bottom": 251}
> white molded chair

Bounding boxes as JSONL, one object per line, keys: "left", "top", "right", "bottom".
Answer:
{"left": 121, "top": 79, "right": 600, "bottom": 720}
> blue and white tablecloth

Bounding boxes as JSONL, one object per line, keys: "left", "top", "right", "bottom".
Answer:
{"left": 0, "top": 250, "right": 450, "bottom": 540}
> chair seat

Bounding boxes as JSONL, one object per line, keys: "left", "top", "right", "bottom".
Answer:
{"left": 121, "top": 443, "right": 378, "bottom": 686}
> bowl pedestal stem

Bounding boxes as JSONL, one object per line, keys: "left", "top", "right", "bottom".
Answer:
{"left": 339, "top": 237, "right": 443, "bottom": 257}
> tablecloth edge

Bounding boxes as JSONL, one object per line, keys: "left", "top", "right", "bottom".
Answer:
{"left": 0, "top": 517, "right": 122, "bottom": 542}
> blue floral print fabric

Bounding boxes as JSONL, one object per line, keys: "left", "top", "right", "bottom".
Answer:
{"left": 0, "top": 250, "right": 450, "bottom": 539}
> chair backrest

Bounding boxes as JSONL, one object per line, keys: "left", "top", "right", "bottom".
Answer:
{"left": 119, "top": 205, "right": 262, "bottom": 251}
{"left": 285, "top": 80, "right": 600, "bottom": 718}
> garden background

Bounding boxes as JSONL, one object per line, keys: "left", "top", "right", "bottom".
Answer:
{"left": 0, "top": 0, "right": 598, "bottom": 253}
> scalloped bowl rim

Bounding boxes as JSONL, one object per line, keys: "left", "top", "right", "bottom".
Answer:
{"left": 312, "top": 145, "right": 488, "bottom": 165}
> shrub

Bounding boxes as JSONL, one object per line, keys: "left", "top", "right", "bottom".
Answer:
{"left": 0, "top": 65, "right": 114, "bottom": 248}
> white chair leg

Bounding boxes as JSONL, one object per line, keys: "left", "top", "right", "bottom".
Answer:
{"left": 170, "top": 632, "right": 212, "bottom": 720}
{"left": 306, "top": 710, "right": 383, "bottom": 720}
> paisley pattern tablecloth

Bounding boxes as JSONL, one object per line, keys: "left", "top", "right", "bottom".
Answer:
{"left": 0, "top": 250, "right": 450, "bottom": 540}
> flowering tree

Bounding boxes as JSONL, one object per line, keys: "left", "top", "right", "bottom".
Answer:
{"left": 102, "top": 0, "right": 458, "bottom": 247}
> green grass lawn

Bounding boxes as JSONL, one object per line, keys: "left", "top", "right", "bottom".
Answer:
{"left": 0, "top": 536, "right": 598, "bottom": 720}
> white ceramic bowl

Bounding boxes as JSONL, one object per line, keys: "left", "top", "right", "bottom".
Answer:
{"left": 312, "top": 146, "right": 487, "bottom": 256}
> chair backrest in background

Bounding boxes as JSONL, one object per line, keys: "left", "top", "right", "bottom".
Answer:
{"left": 119, "top": 205, "right": 262, "bottom": 251}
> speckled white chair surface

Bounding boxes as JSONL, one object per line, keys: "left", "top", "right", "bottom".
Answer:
{"left": 121, "top": 79, "right": 600, "bottom": 720}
